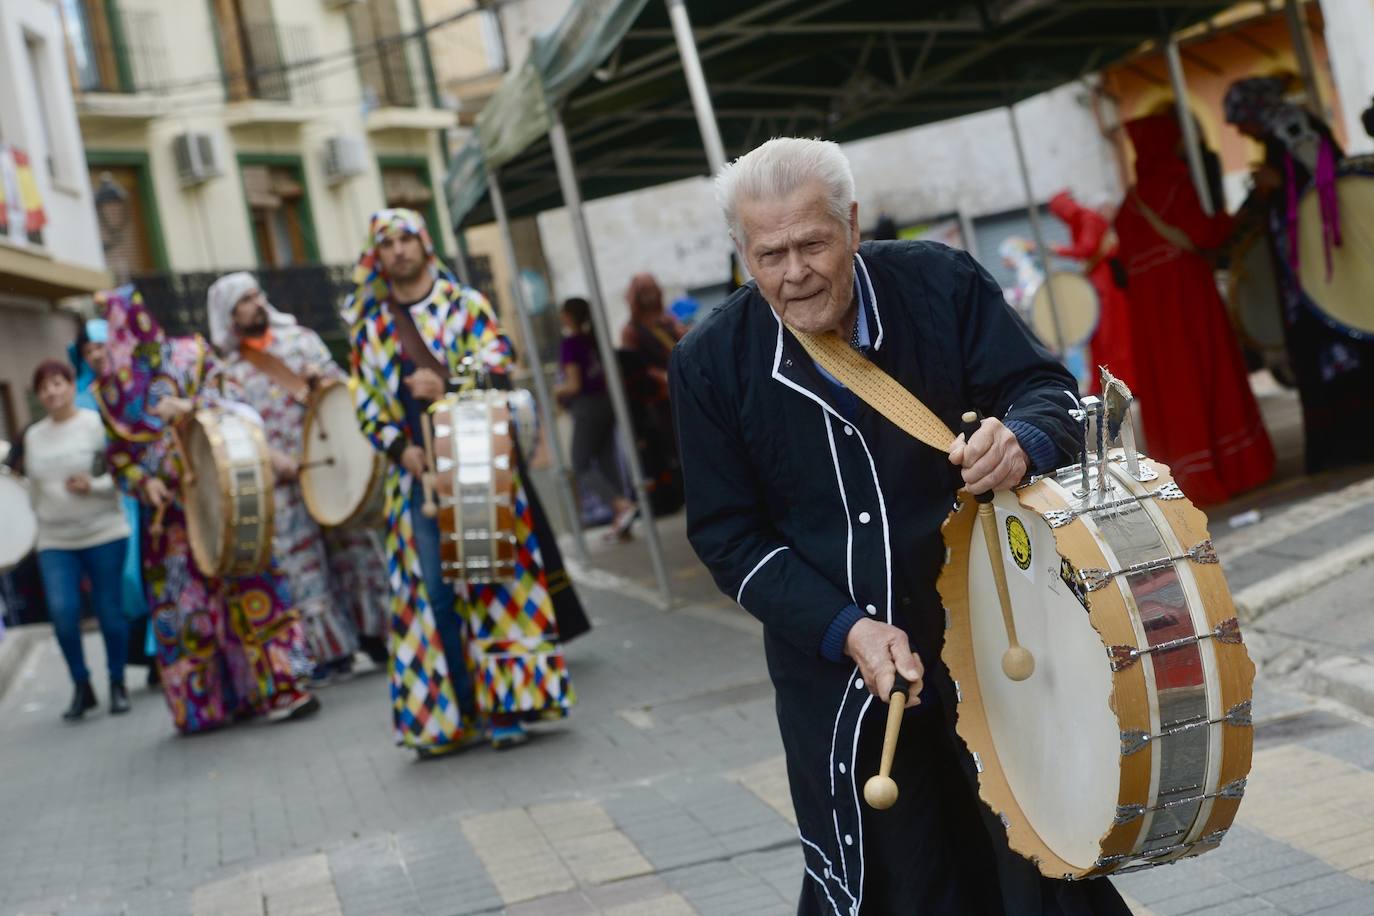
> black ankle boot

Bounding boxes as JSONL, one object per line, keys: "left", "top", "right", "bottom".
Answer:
{"left": 62, "top": 681, "right": 98, "bottom": 721}
{"left": 110, "top": 680, "right": 131, "bottom": 715}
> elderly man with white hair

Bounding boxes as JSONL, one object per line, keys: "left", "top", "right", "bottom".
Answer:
{"left": 671, "top": 139, "right": 1129, "bottom": 914}
{"left": 207, "top": 272, "right": 392, "bottom": 684}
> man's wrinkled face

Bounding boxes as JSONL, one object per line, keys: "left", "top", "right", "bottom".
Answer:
{"left": 736, "top": 182, "right": 860, "bottom": 335}
{"left": 81, "top": 341, "right": 108, "bottom": 376}
{"left": 377, "top": 232, "right": 428, "bottom": 284}
{"left": 232, "top": 288, "right": 269, "bottom": 338}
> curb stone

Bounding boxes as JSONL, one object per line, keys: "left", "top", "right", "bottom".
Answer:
{"left": 1304, "top": 655, "right": 1374, "bottom": 720}
{"left": 0, "top": 623, "right": 44, "bottom": 706}
{"left": 1232, "top": 529, "right": 1374, "bottom": 622}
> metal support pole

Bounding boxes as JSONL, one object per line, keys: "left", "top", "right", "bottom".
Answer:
{"left": 548, "top": 110, "right": 673, "bottom": 608}
{"left": 1284, "top": 0, "right": 1327, "bottom": 121}
{"left": 666, "top": 0, "right": 727, "bottom": 175}
{"left": 1164, "top": 38, "right": 1215, "bottom": 216}
{"left": 485, "top": 164, "right": 588, "bottom": 564}
{"left": 1005, "top": 102, "right": 1066, "bottom": 354}
{"left": 452, "top": 226, "right": 473, "bottom": 286}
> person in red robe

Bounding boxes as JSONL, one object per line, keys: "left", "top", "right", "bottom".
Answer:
{"left": 1114, "top": 113, "right": 1274, "bottom": 505}
{"left": 1048, "top": 190, "right": 1137, "bottom": 393}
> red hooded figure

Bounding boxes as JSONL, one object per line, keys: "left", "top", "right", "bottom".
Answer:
{"left": 1114, "top": 113, "right": 1274, "bottom": 505}
{"left": 1048, "top": 190, "right": 1136, "bottom": 393}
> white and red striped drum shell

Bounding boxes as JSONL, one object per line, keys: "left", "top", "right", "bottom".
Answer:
{"left": 939, "top": 448, "right": 1254, "bottom": 879}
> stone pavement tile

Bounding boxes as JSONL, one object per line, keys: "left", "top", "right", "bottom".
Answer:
{"left": 730, "top": 756, "right": 796, "bottom": 827}
{"left": 1261, "top": 872, "right": 1374, "bottom": 913}
{"left": 1148, "top": 882, "right": 1260, "bottom": 916}
{"left": 460, "top": 809, "right": 576, "bottom": 905}
{"left": 581, "top": 875, "right": 683, "bottom": 911}
{"left": 501, "top": 889, "right": 598, "bottom": 915}
{"left": 661, "top": 860, "right": 792, "bottom": 916}
{"left": 327, "top": 833, "right": 423, "bottom": 916}
{"left": 602, "top": 894, "right": 697, "bottom": 916}
{"left": 528, "top": 799, "right": 654, "bottom": 886}
{"left": 733, "top": 847, "right": 804, "bottom": 903}
{"left": 601, "top": 788, "right": 730, "bottom": 872}
{"left": 1309, "top": 898, "right": 1374, "bottom": 915}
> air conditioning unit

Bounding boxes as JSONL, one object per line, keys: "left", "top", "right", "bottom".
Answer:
{"left": 322, "top": 135, "right": 368, "bottom": 185}
{"left": 172, "top": 132, "right": 221, "bottom": 187}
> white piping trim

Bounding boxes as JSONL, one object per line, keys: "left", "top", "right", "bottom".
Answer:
{"left": 803, "top": 866, "right": 844, "bottom": 916}
{"left": 800, "top": 833, "right": 856, "bottom": 912}
{"left": 855, "top": 254, "right": 882, "bottom": 350}
{"left": 736, "top": 546, "right": 790, "bottom": 606}
{"left": 824, "top": 414, "right": 856, "bottom": 606}
{"left": 769, "top": 310, "right": 851, "bottom": 427}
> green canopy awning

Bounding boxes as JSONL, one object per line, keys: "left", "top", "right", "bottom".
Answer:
{"left": 448, "top": 0, "right": 1236, "bottom": 227}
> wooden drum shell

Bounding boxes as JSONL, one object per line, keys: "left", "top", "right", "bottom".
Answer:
{"left": 183, "top": 408, "right": 275, "bottom": 579}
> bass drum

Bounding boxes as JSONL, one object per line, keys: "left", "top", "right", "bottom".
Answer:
{"left": 183, "top": 408, "right": 275, "bottom": 578}
{"left": 939, "top": 450, "right": 1254, "bottom": 879}
{"left": 1227, "top": 225, "right": 1287, "bottom": 361}
{"left": 0, "top": 468, "right": 37, "bottom": 574}
{"left": 300, "top": 380, "right": 385, "bottom": 529}
{"left": 1297, "top": 168, "right": 1374, "bottom": 340}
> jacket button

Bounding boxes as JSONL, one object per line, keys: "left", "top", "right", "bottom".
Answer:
{"left": 858, "top": 511, "right": 871, "bottom": 524}
{"left": 843, "top": 425, "right": 854, "bottom": 436}
{"left": 865, "top": 604, "right": 877, "bottom": 615}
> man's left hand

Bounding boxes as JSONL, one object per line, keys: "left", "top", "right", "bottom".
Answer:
{"left": 948, "top": 417, "right": 1028, "bottom": 495}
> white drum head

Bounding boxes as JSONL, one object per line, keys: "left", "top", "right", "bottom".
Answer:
{"left": 1229, "top": 230, "right": 1285, "bottom": 353}
{"left": 966, "top": 492, "right": 1119, "bottom": 869}
{"left": 1030, "top": 273, "right": 1099, "bottom": 351}
{"left": 1298, "top": 174, "right": 1374, "bottom": 337}
{"left": 302, "top": 383, "right": 380, "bottom": 527}
{"left": 0, "top": 471, "right": 36, "bottom": 572}
{"left": 185, "top": 418, "right": 224, "bottom": 575}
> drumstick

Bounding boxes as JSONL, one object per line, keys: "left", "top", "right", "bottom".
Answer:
{"left": 168, "top": 421, "right": 194, "bottom": 486}
{"left": 148, "top": 501, "right": 168, "bottom": 538}
{"left": 863, "top": 673, "right": 910, "bottom": 810}
{"left": 297, "top": 457, "right": 335, "bottom": 471}
{"left": 961, "top": 411, "right": 1035, "bottom": 682}
{"left": 420, "top": 412, "right": 439, "bottom": 519}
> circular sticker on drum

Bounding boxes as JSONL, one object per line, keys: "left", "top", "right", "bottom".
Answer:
{"left": 1006, "top": 516, "right": 1032, "bottom": 570}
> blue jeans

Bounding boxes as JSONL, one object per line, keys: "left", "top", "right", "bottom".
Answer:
{"left": 409, "top": 482, "right": 477, "bottom": 718}
{"left": 37, "top": 539, "right": 130, "bottom": 686}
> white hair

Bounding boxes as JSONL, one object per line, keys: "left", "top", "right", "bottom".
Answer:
{"left": 714, "top": 137, "right": 855, "bottom": 242}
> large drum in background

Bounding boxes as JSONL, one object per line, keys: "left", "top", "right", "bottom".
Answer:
{"left": 939, "top": 450, "right": 1254, "bottom": 879}
{"left": 1297, "top": 170, "right": 1374, "bottom": 340}
{"left": 431, "top": 390, "right": 522, "bottom": 585}
{"left": 1227, "top": 226, "right": 1287, "bottom": 361}
{"left": 300, "top": 380, "right": 385, "bottom": 529}
{"left": 183, "top": 408, "right": 275, "bottom": 578}
{"left": 1028, "top": 272, "right": 1099, "bottom": 352}
{"left": 0, "top": 468, "right": 36, "bottom": 574}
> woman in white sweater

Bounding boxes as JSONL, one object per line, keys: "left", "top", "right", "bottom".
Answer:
{"left": 22, "top": 359, "right": 132, "bottom": 720}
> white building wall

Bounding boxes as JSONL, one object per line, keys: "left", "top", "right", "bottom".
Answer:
{"left": 536, "top": 82, "right": 1122, "bottom": 332}
{"left": 1319, "top": 0, "right": 1374, "bottom": 155}
{"left": 0, "top": 0, "right": 104, "bottom": 273}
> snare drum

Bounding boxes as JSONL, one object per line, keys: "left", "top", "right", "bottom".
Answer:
{"left": 300, "top": 380, "right": 385, "bottom": 529}
{"left": 183, "top": 408, "right": 275, "bottom": 578}
{"left": 0, "top": 468, "right": 36, "bottom": 573}
{"left": 939, "top": 450, "right": 1254, "bottom": 879}
{"left": 430, "top": 390, "right": 519, "bottom": 585}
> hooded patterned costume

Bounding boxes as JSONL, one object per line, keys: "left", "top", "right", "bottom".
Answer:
{"left": 342, "top": 209, "right": 581, "bottom": 750}
{"left": 96, "top": 286, "right": 314, "bottom": 733}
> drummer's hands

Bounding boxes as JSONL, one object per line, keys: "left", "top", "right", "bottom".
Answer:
{"left": 404, "top": 368, "right": 446, "bottom": 402}
{"left": 142, "top": 477, "right": 171, "bottom": 509}
{"left": 150, "top": 396, "right": 193, "bottom": 423}
{"left": 949, "top": 417, "right": 1028, "bottom": 495}
{"left": 844, "top": 619, "right": 924, "bottom": 708}
{"left": 270, "top": 450, "right": 299, "bottom": 482}
{"left": 1251, "top": 164, "right": 1282, "bottom": 196}
{"left": 400, "top": 445, "right": 427, "bottom": 479}
{"left": 64, "top": 473, "right": 92, "bottom": 495}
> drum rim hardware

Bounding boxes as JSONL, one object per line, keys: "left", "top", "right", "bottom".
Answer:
{"left": 1076, "top": 538, "right": 1219, "bottom": 592}
{"left": 1107, "top": 617, "right": 1243, "bottom": 672}
{"left": 1044, "top": 482, "right": 1184, "bottom": 528}
{"left": 1119, "top": 700, "right": 1253, "bottom": 757}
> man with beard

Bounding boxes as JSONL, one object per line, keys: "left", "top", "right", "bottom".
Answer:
{"left": 208, "top": 273, "right": 391, "bottom": 683}
{"left": 344, "top": 208, "right": 586, "bottom": 756}
{"left": 672, "top": 138, "right": 1130, "bottom": 914}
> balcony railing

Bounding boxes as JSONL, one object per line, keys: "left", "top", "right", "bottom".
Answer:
{"left": 67, "top": 6, "right": 167, "bottom": 95}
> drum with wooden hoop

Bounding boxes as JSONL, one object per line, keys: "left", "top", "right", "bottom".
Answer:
{"left": 0, "top": 467, "right": 37, "bottom": 574}
{"left": 300, "top": 380, "right": 385, "bottom": 529}
{"left": 1028, "top": 272, "right": 1099, "bottom": 351}
{"left": 430, "top": 389, "right": 527, "bottom": 585}
{"left": 939, "top": 441, "right": 1254, "bottom": 879}
{"left": 183, "top": 408, "right": 275, "bottom": 578}
{"left": 1296, "top": 168, "right": 1374, "bottom": 340}
{"left": 1227, "top": 226, "right": 1287, "bottom": 361}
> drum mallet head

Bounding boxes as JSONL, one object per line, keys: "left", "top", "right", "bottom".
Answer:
{"left": 1002, "top": 646, "right": 1035, "bottom": 681}
{"left": 863, "top": 673, "right": 910, "bottom": 810}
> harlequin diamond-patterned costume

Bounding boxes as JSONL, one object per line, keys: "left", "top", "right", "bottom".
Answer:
{"left": 342, "top": 208, "right": 584, "bottom": 752}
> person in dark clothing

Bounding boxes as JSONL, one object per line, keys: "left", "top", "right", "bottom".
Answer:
{"left": 672, "top": 137, "right": 1130, "bottom": 914}
{"left": 554, "top": 297, "right": 636, "bottom": 538}
{"left": 1225, "top": 75, "right": 1374, "bottom": 473}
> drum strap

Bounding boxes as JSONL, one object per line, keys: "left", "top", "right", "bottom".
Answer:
{"left": 239, "top": 347, "right": 310, "bottom": 404}
{"left": 791, "top": 328, "right": 956, "bottom": 453}
{"left": 1128, "top": 191, "right": 1198, "bottom": 254}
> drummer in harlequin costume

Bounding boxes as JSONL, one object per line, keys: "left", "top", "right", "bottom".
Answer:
{"left": 95, "top": 285, "right": 319, "bottom": 734}
{"left": 671, "top": 139, "right": 1132, "bottom": 914}
{"left": 206, "top": 272, "right": 392, "bottom": 680}
{"left": 343, "top": 208, "right": 585, "bottom": 757}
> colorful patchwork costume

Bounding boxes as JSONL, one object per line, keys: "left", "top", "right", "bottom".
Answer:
{"left": 343, "top": 209, "right": 583, "bottom": 751}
